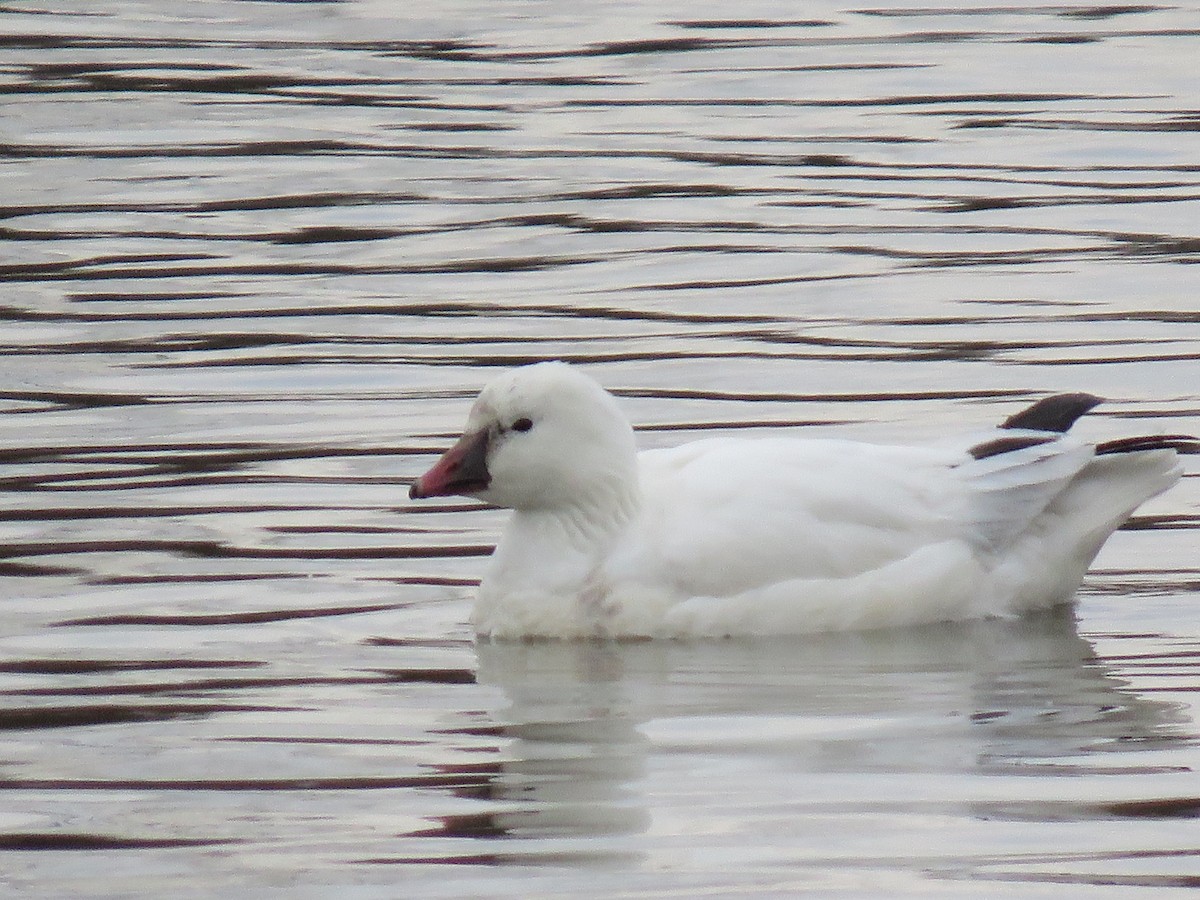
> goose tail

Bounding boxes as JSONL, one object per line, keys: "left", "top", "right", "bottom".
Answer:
{"left": 963, "top": 394, "right": 1195, "bottom": 613}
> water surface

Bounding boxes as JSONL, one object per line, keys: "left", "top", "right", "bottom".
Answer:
{"left": 2, "top": 1, "right": 1199, "bottom": 896}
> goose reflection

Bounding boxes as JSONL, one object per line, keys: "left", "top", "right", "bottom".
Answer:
{"left": 457, "top": 609, "right": 1191, "bottom": 859}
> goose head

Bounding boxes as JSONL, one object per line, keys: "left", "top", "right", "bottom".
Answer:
{"left": 410, "top": 362, "right": 639, "bottom": 512}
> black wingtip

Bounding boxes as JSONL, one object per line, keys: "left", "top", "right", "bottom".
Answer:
{"left": 969, "top": 434, "right": 1057, "bottom": 461}
{"left": 1001, "top": 393, "right": 1103, "bottom": 434}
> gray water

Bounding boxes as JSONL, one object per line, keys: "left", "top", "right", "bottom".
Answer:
{"left": 2, "top": 0, "right": 1200, "bottom": 896}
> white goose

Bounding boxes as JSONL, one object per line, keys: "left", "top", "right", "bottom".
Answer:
{"left": 410, "top": 362, "right": 1189, "bottom": 639}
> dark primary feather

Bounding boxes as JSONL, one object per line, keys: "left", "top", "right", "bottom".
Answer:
{"left": 972, "top": 393, "right": 1198, "bottom": 461}
{"left": 968, "top": 434, "right": 1056, "bottom": 461}
{"left": 1001, "top": 393, "right": 1103, "bottom": 434}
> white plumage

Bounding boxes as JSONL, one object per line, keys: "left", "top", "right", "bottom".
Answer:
{"left": 409, "top": 362, "right": 1186, "bottom": 639}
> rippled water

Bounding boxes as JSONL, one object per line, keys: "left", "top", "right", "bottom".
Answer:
{"left": 2, "top": 0, "right": 1199, "bottom": 896}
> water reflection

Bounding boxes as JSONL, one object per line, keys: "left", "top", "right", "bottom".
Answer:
{"left": 464, "top": 610, "right": 1192, "bottom": 865}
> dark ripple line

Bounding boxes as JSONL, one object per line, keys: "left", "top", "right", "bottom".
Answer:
{"left": 0, "top": 136, "right": 517, "bottom": 159}
{"left": 1004, "top": 352, "right": 1200, "bottom": 366}
{"left": 133, "top": 346, "right": 1015, "bottom": 372}
{"left": 0, "top": 505, "right": 330, "bottom": 523}
{"left": 0, "top": 225, "right": 417, "bottom": 246}
{"left": 29, "top": 34, "right": 785, "bottom": 63}
{"left": 394, "top": 28, "right": 1200, "bottom": 57}
{"left": 0, "top": 465, "right": 406, "bottom": 491}
{"left": 3, "top": 300, "right": 784, "bottom": 325}
{"left": 0, "top": 388, "right": 150, "bottom": 410}
{"left": 7, "top": 110, "right": 1184, "bottom": 161}
{"left": 0, "top": 774, "right": 493, "bottom": 791}
{"left": 0, "top": 470, "right": 405, "bottom": 492}
{"left": 628, "top": 270, "right": 875, "bottom": 292}
{"left": 0, "top": 561, "right": 85, "bottom": 578}
{"left": 0, "top": 658, "right": 263, "bottom": 675}
{"left": 356, "top": 852, "right": 621, "bottom": 867}
{"left": 794, "top": 187, "right": 1200, "bottom": 212}
{"left": 51, "top": 602, "right": 407, "bottom": 628}
{"left": 0, "top": 189, "right": 418, "bottom": 219}
{"left": 868, "top": 309, "right": 1200, "bottom": 326}
{"left": 8, "top": 60, "right": 626, "bottom": 89}
{"left": 639, "top": 418, "right": 852, "bottom": 432}
{"left": 9, "top": 327, "right": 1140, "bottom": 361}
{"left": 957, "top": 115, "right": 1200, "bottom": 133}
{"left": 616, "top": 387, "right": 1030, "bottom": 403}
{"left": 795, "top": 169, "right": 1200, "bottom": 190}
{"left": 76, "top": 573, "right": 460, "bottom": 593}
{"left": 88, "top": 573, "right": 376, "bottom": 587}
{"left": 563, "top": 91, "right": 1150, "bottom": 109}
{"left": 5, "top": 196, "right": 1198, "bottom": 249}
{"left": 0, "top": 703, "right": 294, "bottom": 731}
{"left": 0, "top": 331, "right": 669, "bottom": 357}
{"left": 0, "top": 253, "right": 599, "bottom": 283}
{"left": 132, "top": 543, "right": 487, "bottom": 562}
{"left": 670, "top": 18, "right": 837, "bottom": 28}
{"left": 6, "top": 69, "right": 422, "bottom": 95}
{"left": 0, "top": 441, "right": 404, "bottom": 464}
{"left": 363, "top": 636, "right": 474, "bottom": 649}
{"left": 14, "top": 118, "right": 1187, "bottom": 164}
{"left": 222, "top": 736, "right": 429, "bottom": 746}
{"left": 2, "top": 167, "right": 1193, "bottom": 221}
{"left": 3, "top": 672, "right": 447, "bottom": 698}
{"left": 2, "top": 26, "right": 1194, "bottom": 57}
{"left": 0, "top": 833, "right": 236, "bottom": 851}
{"left": 853, "top": 6, "right": 1166, "bottom": 20}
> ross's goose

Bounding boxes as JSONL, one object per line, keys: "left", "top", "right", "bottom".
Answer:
{"left": 410, "top": 362, "right": 1192, "bottom": 639}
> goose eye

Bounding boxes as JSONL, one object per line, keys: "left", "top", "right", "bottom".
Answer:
{"left": 512, "top": 417, "right": 533, "bottom": 433}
